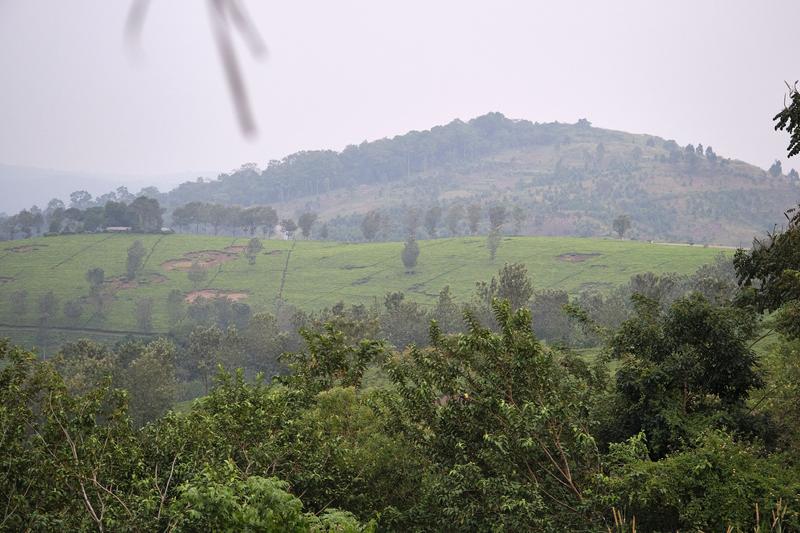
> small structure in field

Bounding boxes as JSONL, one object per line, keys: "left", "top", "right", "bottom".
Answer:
{"left": 105, "top": 226, "right": 132, "bottom": 233}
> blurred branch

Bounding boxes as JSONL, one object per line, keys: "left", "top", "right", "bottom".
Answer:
{"left": 126, "top": 0, "right": 266, "bottom": 137}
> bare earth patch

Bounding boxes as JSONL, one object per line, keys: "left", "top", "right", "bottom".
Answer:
{"left": 184, "top": 289, "right": 249, "bottom": 303}
{"left": 0, "top": 276, "right": 14, "bottom": 284}
{"left": 224, "top": 245, "right": 247, "bottom": 254}
{"left": 557, "top": 252, "right": 602, "bottom": 263}
{"left": 161, "top": 250, "right": 240, "bottom": 271}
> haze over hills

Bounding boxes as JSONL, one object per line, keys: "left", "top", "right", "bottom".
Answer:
{"left": 0, "top": 164, "right": 217, "bottom": 215}
{"left": 5, "top": 113, "right": 798, "bottom": 245}
{"left": 154, "top": 113, "right": 797, "bottom": 246}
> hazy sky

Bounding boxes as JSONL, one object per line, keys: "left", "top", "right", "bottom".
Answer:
{"left": 1, "top": 0, "right": 799, "bottom": 186}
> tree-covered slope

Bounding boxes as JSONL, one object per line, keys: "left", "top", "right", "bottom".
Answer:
{"left": 162, "top": 113, "right": 799, "bottom": 245}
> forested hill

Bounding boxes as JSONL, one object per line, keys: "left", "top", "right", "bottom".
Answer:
{"left": 163, "top": 113, "right": 799, "bottom": 245}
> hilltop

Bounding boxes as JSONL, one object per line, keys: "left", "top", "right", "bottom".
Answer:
{"left": 160, "top": 113, "right": 798, "bottom": 246}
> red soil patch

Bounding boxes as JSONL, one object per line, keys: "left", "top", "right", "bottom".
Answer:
{"left": 161, "top": 249, "right": 240, "bottom": 271}
{"left": 557, "top": 252, "right": 601, "bottom": 263}
{"left": 224, "top": 245, "right": 247, "bottom": 253}
{"left": 184, "top": 289, "right": 249, "bottom": 303}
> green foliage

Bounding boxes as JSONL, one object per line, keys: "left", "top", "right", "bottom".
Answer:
{"left": 384, "top": 301, "right": 604, "bottom": 529}
{"left": 0, "top": 339, "right": 140, "bottom": 531}
{"left": 185, "top": 325, "right": 242, "bottom": 393}
{"left": 124, "top": 338, "right": 176, "bottom": 426}
{"left": 598, "top": 431, "right": 800, "bottom": 531}
{"left": 735, "top": 207, "right": 800, "bottom": 339}
{"left": 774, "top": 82, "right": 800, "bottom": 158}
{"left": 287, "top": 387, "right": 422, "bottom": 521}
{"left": 168, "top": 462, "right": 371, "bottom": 532}
{"left": 280, "top": 324, "right": 386, "bottom": 399}
{"left": 607, "top": 293, "right": 762, "bottom": 456}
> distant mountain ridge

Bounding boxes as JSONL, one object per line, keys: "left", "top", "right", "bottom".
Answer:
{"left": 159, "top": 113, "right": 799, "bottom": 246}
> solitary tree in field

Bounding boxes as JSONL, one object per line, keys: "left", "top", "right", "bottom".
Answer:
{"left": 613, "top": 214, "right": 632, "bottom": 239}
{"left": 298, "top": 212, "right": 318, "bottom": 239}
{"left": 361, "top": 210, "right": 381, "bottom": 241}
{"left": 245, "top": 237, "right": 263, "bottom": 265}
{"left": 126, "top": 240, "right": 147, "bottom": 280}
{"left": 187, "top": 260, "right": 208, "bottom": 289}
{"left": 401, "top": 236, "right": 420, "bottom": 272}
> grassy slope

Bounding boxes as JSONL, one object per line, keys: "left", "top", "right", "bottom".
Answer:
{"left": 0, "top": 234, "right": 728, "bottom": 337}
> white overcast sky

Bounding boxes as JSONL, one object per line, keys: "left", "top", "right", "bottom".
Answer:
{"left": 1, "top": 0, "right": 799, "bottom": 184}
